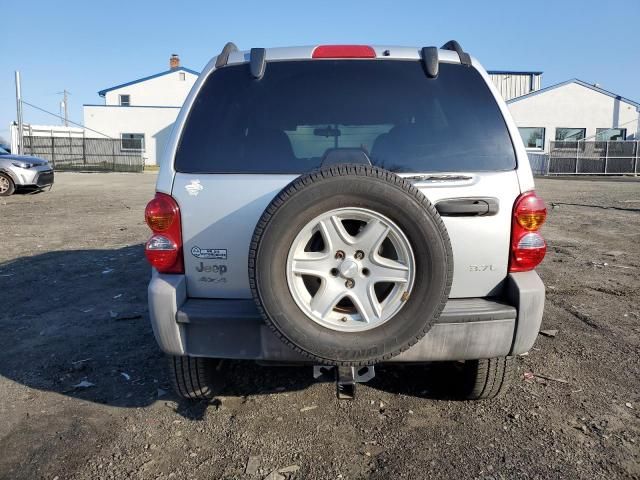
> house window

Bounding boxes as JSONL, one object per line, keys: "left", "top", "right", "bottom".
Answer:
{"left": 121, "top": 133, "right": 145, "bottom": 151}
{"left": 518, "top": 127, "right": 545, "bottom": 149}
{"left": 179, "top": 72, "right": 186, "bottom": 81}
{"left": 119, "top": 94, "right": 130, "bottom": 106}
{"left": 596, "top": 128, "right": 627, "bottom": 141}
{"left": 555, "top": 128, "right": 585, "bottom": 141}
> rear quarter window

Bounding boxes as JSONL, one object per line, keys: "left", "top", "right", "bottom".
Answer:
{"left": 175, "top": 60, "right": 516, "bottom": 174}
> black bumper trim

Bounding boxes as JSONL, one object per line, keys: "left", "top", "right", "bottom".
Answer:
{"left": 176, "top": 297, "right": 516, "bottom": 325}
{"left": 35, "top": 170, "right": 54, "bottom": 187}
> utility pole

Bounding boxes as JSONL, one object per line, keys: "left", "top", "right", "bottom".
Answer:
{"left": 56, "top": 89, "right": 70, "bottom": 127}
{"left": 14, "top": 71, "right": 24, "bottom": 155}
{"left": 60, "top": 89, "right": 70, "bottom": 127}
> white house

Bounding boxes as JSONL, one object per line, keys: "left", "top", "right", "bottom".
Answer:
{"left": 83, "top": 55, "right": 198, "bottom": 166}
{"left": 506, "top": 79, "right": 639, "bottom": 152}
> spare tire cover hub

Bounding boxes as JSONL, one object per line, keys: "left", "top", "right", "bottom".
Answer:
{"left": 286, "top": 207, "right": 415, "bottom": 332}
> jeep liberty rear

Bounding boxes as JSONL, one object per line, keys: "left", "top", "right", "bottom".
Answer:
{"left": 145, "top": 42, "right": 546, "bottom": 400}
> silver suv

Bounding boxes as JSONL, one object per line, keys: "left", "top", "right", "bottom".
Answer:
{"left": 0, "top": 146, "right": 54, "bottom": 196}
{"left": 145, "top": 42, "right": 547, "bottom": 400}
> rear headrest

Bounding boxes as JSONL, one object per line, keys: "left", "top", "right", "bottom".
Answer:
{"left": 244, "top": 128, "right": 295, "bottom": 162}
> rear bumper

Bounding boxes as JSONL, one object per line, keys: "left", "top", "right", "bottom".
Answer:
{"left": 148, "top": 271, "right": 544, "bottom": 362}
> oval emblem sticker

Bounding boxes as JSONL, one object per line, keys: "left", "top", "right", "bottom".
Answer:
{"left": 185, "top": 179, "right": 203, "bottom": 196}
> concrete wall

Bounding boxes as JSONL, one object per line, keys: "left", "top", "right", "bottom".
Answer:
{"left": 83, "top": 106, "right": 180, "bottom": 166}
{"left": 507, "top": 82, "right": 640, "bottom": 152}
{"left": 103, "top": 69, "right": 197, "bottom": 107}
{"left": 489, "top": 73, "right": 542, "bottom": 101}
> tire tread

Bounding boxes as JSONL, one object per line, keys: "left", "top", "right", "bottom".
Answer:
{"left": 0, "top": 173, "right": 15, "bottom": 197}
{"left": 463, "top": 356, "right": 514, "bottom": 400}
{"left": 168, "top": 355, "right": 217, "bottom": 400}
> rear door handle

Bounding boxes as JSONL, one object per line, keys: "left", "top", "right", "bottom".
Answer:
{"left": 435, "top": 197, "right": 499, "bottom": 217}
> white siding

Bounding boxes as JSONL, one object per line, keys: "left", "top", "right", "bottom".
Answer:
{"left": 83, "top": 68, "right": 199, "bottom": 165}
{"left": 84, "top": 106, "right": 181, "bottom": 166}
{"left": 103, "top": 70, "right": 197, "bottom": 107}
{"left": 507, "top": 82, "right": 640, "bottom": 151}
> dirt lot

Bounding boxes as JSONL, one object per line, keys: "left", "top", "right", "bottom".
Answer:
{"left": 1, "top": 173, "right": 638, "bottom": 479}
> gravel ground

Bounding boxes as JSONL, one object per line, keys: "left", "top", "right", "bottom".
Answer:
{"left": 0, "top": 173, "right": 638, "bottom": 480}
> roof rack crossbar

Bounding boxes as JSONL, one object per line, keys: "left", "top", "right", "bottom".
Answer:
{"left": 215, "top": 42, "right": 239, "bottom": 68}
{"left": 421, "top": 46, "right": 439, "bottom": 78}
{"left": 440, "top": 40, "right": 471, "bottom": 66}
{"left": 250, "top": 48, "right": 267, "bottom": 79}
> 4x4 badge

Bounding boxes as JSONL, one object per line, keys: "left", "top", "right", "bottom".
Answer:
{"left": 191, "top": 246, "right": 227, "bottom": 260}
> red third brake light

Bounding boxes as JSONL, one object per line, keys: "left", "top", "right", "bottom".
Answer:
{"left": 509, "top": 191, "right": 547, "bottom": 273}
{"left": 144, "top": 193, "right": 183, "bottom": 273}
{"left": 312, "top": 45, "right": 376, "bottom": 59}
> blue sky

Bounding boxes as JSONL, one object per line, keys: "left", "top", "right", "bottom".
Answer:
{"left": 1, "top": 0, "right": 638, "bottom": 141}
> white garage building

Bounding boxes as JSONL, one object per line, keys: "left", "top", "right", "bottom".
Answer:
{"left": 83, "top": 55, "right": 198, "bottom": 166}
{"left": 506, "top": 79, "right": 639, "bottom": 152}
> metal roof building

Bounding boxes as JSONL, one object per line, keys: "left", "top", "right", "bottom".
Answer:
{"left": 487, "top": 70, "right": 543, "bottom": 101}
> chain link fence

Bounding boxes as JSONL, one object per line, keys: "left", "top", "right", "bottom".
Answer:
{"left": 527, "top": 152, "right": 549, "bottom": 175}
{"left": 23, "top": 136, "right": 144, "bottom": 173}
{"left": 528, "top": 141, "right": 639, "bottom": 176}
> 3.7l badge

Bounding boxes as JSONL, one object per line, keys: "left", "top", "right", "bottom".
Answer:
{"left": 191, "top": 246, "right": 227, "bottom": 260}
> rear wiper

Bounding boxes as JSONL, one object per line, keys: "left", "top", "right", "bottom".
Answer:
{"left": 404, "top": 174, "right": 473, "bottom": 182}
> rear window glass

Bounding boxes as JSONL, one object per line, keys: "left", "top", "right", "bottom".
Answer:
{"left": 175, "top": 60, "right": 516, "bottom": 173}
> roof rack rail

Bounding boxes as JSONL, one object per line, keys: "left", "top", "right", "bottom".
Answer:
{"left": 440, "top": 40, "right": 471, "bottom": 66}
{"left": 250, "top": 48, "right": 267, "bottom": 79}
{"left": 215, "top": 42, "right": 238, "bottom": 68}
{"left": 421, "top": 47, "right": 439, "bottom": 78}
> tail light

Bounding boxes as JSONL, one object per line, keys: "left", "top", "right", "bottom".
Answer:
{"left": 312, "top": 45, "right": 376, "bottom": 59}
{"left": 144, "top": 193, "right": 183, "bottom": 273}
{"left": 509, "top": 191, "right": 547, "bottom": 272}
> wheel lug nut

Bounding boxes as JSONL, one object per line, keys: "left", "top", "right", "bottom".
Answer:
{"left": 345, "top": 279, "right": 354, "bottom": 289}
{"left": 330, "top": 268, "right": 339, "bottom": 277}
{"left": 354, "top": 250, "right": 364, "bottom": 260}
{"left": 335, "top": 250, "right": 345, "bottom": 260}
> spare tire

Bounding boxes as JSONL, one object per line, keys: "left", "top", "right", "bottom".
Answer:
{"left": 249, "top": 165, "right": 453, "bottom": 365}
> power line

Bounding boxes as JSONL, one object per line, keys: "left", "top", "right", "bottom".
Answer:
{"left": 20, "top": 100, "right": 112, "bottom": 138}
